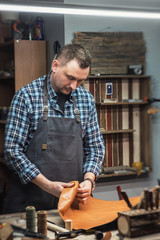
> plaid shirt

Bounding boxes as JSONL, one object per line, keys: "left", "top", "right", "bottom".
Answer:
{"left": 4, "top": 75, "right": 105, "bottom": 184}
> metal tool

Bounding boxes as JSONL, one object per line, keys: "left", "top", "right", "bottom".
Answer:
{"left": 95, "top": 230, "right": 103, "bottom": 240}
{"left": 55, "top": 229, "right": 85, "bottom": 239}
{"left": 11, "top": 224, "right": 48, "bottom": 239}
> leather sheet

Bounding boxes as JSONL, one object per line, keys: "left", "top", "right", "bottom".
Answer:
{"left": 58, "top": 181, "right": 140, "bottom": 230}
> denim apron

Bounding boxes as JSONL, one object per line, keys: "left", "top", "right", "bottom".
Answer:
{"left": 3, "top": 76, "right": 83, "bottom": 213}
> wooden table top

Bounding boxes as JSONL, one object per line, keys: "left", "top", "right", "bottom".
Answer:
{"left": 1, "top": 210, "right": 160, "bottom": 240}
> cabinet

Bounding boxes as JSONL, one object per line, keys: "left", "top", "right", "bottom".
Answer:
{"left": 0, "top": 40, "right": 47, "bottom": 155}
{"left": 83, "top": 75, "right": 152, "bottom": 178}
{"left": 0, "top": 40, "right": 48, "bottom": 210}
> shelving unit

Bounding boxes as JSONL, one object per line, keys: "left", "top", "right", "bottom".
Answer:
{"left": 0, "top": 40, "right": 48, "bottom": 157}
{"left": 83, "top": 75, "right": 152, "bottom": 178}
{"left": 0, "top": 40, "right": 48, "bottom": 206}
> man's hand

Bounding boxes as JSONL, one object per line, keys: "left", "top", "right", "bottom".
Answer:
{"left": 32, "top": 173, "right": 74, "bottom": 197}
{"left": 76, "top": 179, "right": 92, "bottom": 204}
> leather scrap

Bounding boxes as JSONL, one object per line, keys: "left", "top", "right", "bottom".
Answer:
{"left": 58, "top": 181, "right": 140, "bottom": 230}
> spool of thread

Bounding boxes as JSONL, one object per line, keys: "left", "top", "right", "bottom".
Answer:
{"left": 64, "top": 219, "right": 72, "bottom": 231}
{"left": 25, "top": 206, "right": 36, "bottom": 232}
{"left": 132, "top": 162, "right": 143, "bottom": 173}
{"left": 37, "top": 210, "right": 47, "bottom": 236}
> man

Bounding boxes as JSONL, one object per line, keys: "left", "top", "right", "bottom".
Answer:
{"left": 3, "top": 44, "right": 105, "bottom": 213}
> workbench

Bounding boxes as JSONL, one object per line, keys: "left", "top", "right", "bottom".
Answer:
{"left": 1, "top": 210, "right": 160, "bottom": 240}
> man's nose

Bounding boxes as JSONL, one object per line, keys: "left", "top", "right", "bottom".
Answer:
{"left": 70, "top": 80, "right": 77, "bottom": 90}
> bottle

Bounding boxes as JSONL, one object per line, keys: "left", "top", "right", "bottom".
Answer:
{"left": 35, "top": 17, "right": 44, "bottom": 40}
{"left": 28, "top": 24, "right": 35, "bottom": 40}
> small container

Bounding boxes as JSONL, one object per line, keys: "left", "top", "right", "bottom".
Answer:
{"left": 35, "top": 17, "right": 44, "bottom": 40}
{"left": 25, "top": 24, "right": 35, "bottom": 40}
{"left": 1, "top": 106, "right": 8, "bottom": 120}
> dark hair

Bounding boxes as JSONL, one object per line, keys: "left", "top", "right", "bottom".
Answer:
{"left": 56, "top": 44, "right": 92, "bottom": 69}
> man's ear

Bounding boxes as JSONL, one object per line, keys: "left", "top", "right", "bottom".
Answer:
{"left": 51, "top": 60, "right": 59, "bottom": 72}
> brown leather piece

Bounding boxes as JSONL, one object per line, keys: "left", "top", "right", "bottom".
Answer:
{"left": 58, "top": 181, "right": 140, "bottom": 230}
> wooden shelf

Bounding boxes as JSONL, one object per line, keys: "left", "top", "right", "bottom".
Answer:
{"left": 0, "top": 40, "right": 14, "bottom": 47}
{"left": 83, "top": 75, "right": 152, "bottom": 179}
{"left": 88, "top": 74, "right": 151, "bottom": 79}
{"left": 96, "top": 101, "right": 148, "bottom": 106}
{"left": 0, "top": 120, "right": 6, "bottom": 124}
{"left": 0, "top": 75, "right": 14, "bottom": 80}
{"left": 99, "top": 171, "right": 137, "bottom": 178}
{"left": 101, "top": 129, "right": 135, "bottom": 134}
{"left": 97, "top": 171, "right": 150, "bottom": 182}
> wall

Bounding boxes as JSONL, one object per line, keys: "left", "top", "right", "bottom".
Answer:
{"left": 19, "top": 12, "right": 64, "bottom": 68}
{"left": 64, "top": 0, "right": 160, "bottom": 200}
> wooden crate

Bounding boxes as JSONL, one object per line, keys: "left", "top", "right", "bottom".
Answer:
{"left": 118, "top": 209, "right": 160, "bottom": 237}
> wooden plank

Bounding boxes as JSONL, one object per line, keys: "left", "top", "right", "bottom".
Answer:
{"left": 14, "top": 40, "right": 47, "bottom": 92}
{"left": 132, "top": 79, "right": 140, "bottom": 163}
{"left": 112, "top": 80, "right": 118, "bottom": 167}
{"left": 73, "top": 32, "right": 146, "bottom": 75}
{"left": 122, "top": 78, "right": 129, "bottom": 166}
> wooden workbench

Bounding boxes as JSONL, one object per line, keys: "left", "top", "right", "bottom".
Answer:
{"left": 1, "top": 210, "right": 160, "bottom": 240}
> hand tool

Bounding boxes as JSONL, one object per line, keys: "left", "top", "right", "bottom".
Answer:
{"left": 47, "top": 221, "right": 69, "bottom": 233}
{"left": 144, "top": 97, "right": 160, "bottom": 103}
{"left": 11, "top": 224, "right": 48, "bottom": 239}
{"left": 55, "top": 228, "right": 101, "bottom": 239}
{"left": 95, "top": 230, "right": 103, "bottom": 240}
{"left": 143, "top": 188, "right": 149, "bottom": 210}
{"left": 120, "top": 191, "right": 133, "bottom": 209}
{"left": 55, "top": 229, "right": 85, "bottom": 239}
{"left": 103, "top": 231, "right": 112, "bottom": 240}
{"left": 116, "top": 186, "right": 123, "bottom": 200}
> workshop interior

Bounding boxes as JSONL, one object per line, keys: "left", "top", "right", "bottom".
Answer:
{"left": 1, "top": 0, "right": 160, "bottom": 239}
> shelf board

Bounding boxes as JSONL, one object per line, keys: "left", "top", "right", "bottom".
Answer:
{"left": 0, "top": 40, "right": 14, "bottom": 47}
{"left": 97, "top": 171, "right": 150, "bottom": 182}
{"left": 0, "top": 75, "right": 14, "bottom": 80}
{"left": 101, "top": 129, "right": 135, "bottom": 134}
{"left": 0, "top": 120, "right": 6, "bottom": 124}
{"left": 96, "top": 101, "right": 148, "bottom": 106}
{"left": 99, "top": 171, "right": 137, "bottom": 178}
{"left": 88, "top": 74, "right": 151, "bottom": 79}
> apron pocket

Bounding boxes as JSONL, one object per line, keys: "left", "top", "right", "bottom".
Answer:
{"left": 47, "top": 132, "right": 75, "bottom": 161}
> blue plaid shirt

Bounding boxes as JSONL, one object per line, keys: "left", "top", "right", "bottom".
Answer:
{"left": 4, "top": 75, "right": 105, "bottom": 184}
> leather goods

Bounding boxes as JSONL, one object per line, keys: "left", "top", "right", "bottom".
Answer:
{"left": 58, "top": 181, "right": 140, "bottom": 230}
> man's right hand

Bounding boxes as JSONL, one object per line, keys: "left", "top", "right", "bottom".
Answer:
{"left": 32, "top": 173, "right": 74, "bottom": 197}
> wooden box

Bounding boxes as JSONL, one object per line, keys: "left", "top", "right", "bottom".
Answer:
{"left": 118, "top": 209, "right": 160, "bottom": 238}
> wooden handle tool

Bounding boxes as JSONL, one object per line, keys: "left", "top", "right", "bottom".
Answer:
{"left": 47, "top": 222, "right": 69, "bottom": 233}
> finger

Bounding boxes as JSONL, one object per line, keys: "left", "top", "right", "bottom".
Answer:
{"left": 76, "top": 192, "right": 90, "bottom": 198}
{"left": 77, "top": 196, "right": 88, "bottom": 204}
{"left": 63, "top": 182, "right": 75, "bottom": 187}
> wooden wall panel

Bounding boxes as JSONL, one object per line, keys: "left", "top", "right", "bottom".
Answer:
{"left": 14, "top": 40, "right": 47, "bottom": 92}
{"left": 73, "top": 32, "right": 146, "bottom": 75}
{"left": 83, "top": 75, "right": 152, "bottom": 172}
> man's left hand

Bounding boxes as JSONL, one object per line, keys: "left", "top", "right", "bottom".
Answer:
{"left": 76, "top": 180, "right": 92, "bottom": 204}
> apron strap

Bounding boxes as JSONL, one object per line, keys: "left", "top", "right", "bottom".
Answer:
{"left": 43, "top": 75, "right": 49, "bottom": 121}
{"left": 72, "top": 96, "right": 81, "bottom": 123}
{"left": 43, "top": 74, "right": 81, "bottom": 123}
